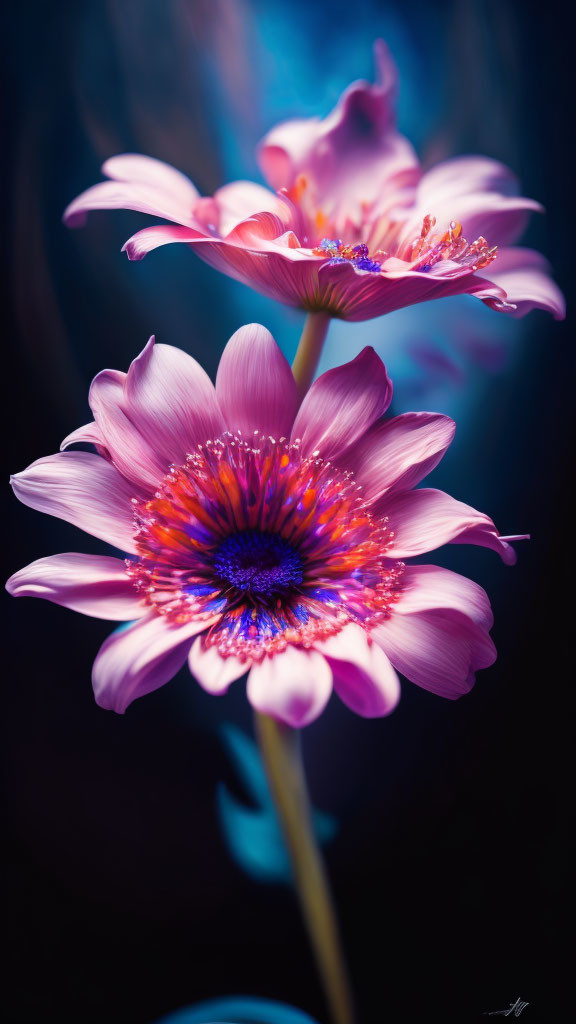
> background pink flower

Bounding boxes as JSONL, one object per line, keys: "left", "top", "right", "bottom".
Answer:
{"left": 7, "top": 325, "right": 525, "bottom": 726}
{"left": 64, "top": 42, "right": 564, "bottom": 323}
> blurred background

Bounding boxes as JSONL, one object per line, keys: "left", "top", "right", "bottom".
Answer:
{"left": 2, "top": 1, "right": 573, "bottom": 1021}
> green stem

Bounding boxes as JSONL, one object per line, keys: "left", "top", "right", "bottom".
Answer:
{"left": 291, "top": 312, "right": 331, "bottom": 399}
{"left": 255, "top": 712, "right": 356, "bottom": 1024}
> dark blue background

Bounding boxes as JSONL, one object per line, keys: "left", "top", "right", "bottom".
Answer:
{"left": 2, "top": 1, "right": 572, "bottom": 1021}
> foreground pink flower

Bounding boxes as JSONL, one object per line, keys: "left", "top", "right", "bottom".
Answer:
{"left": 7, "top": 326, "right": 525, "bottom": 725}
{"left": 64, "top": 42, "right": 564, "bottom": 323}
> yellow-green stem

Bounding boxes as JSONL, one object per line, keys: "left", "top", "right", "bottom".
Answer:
{"left": 255, "top": 712, "right": 356, "bottom": 1024}
{"left": 291, "top": 312, "right": 331, "bottom": 399}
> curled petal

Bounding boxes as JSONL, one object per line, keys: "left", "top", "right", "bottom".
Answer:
{"left": 102, "top": 154, "right": 199, "bottom": 201}
{"left": 6, "top": 553, "right": 146, "bottom": 621}
{"left": 316, "top": 624, "right": 400, "bottom": 717}
{"left": 474, "top": 247, "right": 566, "bottom": 320}
{"left": 247, "top": 647, "right": 332, "bottom": 728}
{"left": 60, "top": 421, "right": 110, "bottom": 459}
{"left": 378, "top": 487, "right": 520, "bottom": 563}
{"left": 122, "top": 224, "right": 207, "bottom": 261}
{"left": 214, "top": 181, "right": 293, "bottom": 235}
{"left": 188, "top": 636, "right": 248, "bottom": 694}
{"left": 92, "top": 614, "right": 205, "bottom": 713}
{"left": 64, "top": 154, "right": 199, "bottom": 228}
{"left": 259, "top": 40, "right": 419, "bottom": 229}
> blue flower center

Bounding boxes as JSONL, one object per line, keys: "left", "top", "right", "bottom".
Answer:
{"left": 213, "top": 530, "right": 303, "bottom": 597}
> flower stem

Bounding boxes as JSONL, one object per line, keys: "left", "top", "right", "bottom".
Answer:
{"left": 254, "top": 712, "right": 356, "bottom": 1024}
{"left": 291, "top": 312, "right": 331, "bottom": 399}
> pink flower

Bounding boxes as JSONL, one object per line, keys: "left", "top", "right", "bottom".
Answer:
{"left": 7, "top": 326, "right": 525, "bottom": 726}
{"left": 64, "top": 42, "right": 564, "bottom": 323}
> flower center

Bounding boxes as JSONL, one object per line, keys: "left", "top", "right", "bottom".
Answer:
{"left": 312, "top": 237, "right": 383, "bottom": 273}
{"left": 213, "top": 530, "right": 303, "bottom": 596}
{"left": 127, "top": 432, "right": 404, "bottom": 660}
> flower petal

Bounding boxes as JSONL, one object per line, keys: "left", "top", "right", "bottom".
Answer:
{"left": 373, "top": 608, "right": 496, "bottom": 699}
{"left": 247, "top": 647, "right": 332, "bottom": 728}
{"left": 6, "top": 553, "right": 146, "bottom": 620}
{"left": 60, "top": 421, "right": 110, "bottom": 458}
{"left": 416, "top": 156, "right": 520, "bottom": 200}
{"left": 291, "top": 347, "right": 392, "bottom": 459}
{"left": 474, "top": 247, "right": 566, "bottom": 320}
{"left": 412, "top": 156, "right": 543, "bottom": 247}
{"left": 216, "top": 324, "right": 298, "bottom": 438}
{"left": 378, "top": 487, "right": 519, "bottom": 563}
{"left": 316, "top": 624, "right": 400, "bottom": 717}
{"left": 102, "top": 154, "right": 199, "bottom": 204}
{"left": 10, "top": 452, "right": 141, "bottom": 553}
{"left": 120, "top": 229, "right": 489, "bottom": 322}
{"left": 214, "top": 181, "right": 292, "bottom": 235}
{"left": 396, "top": 564, "right": 493, "bottom": 629}
{"left": 92, "top": 613, "right": 205, "bottom": 713}
{"left": 89, "top": 365, "right": 168, "bottom": 491}
{"left": 258, "top": 40, "right": 419, "bottom": 232}
{"left": 124, "top": 337, "right": 225, "bottom": 463}
{"left": 342, "top": 412, "right": 455, "bottom": 501}
{"left": 122, "top": 224, "right": 207, "bottom": 261}
{"left": 315, "top": 257, "right": 496, "bottom": 321}
{"left": 90, "top": 337, "right": 225, "bottom": 490}
{"left": 188, "top": 636, "right": 248, "bottom": 694}
{"left": 64, "top": 154, "right": 199, "bottom": 228}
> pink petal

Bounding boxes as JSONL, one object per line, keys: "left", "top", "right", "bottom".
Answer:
{"left": 314, "top": 258, "right": 497, "bottom": 321}
{"left": 90, "top": 337, "right": 225, "bottom": 490}
{"left": 416, "top": 156, "right": 521, "bottom": 200}
{"left": 60, "top": 421, "right": 111, "bottom": 459}
{"left": 396, "top": 565, "right": 493, "bottom": 630}
{"left": 214, "top": 181, "right": 292, "bottom": 235}
{"left": 258, "top": 40, "right": 419, "bottom": 232}
{"left": 92, "top": 613, "right": 205, "bottom": 713}
{"left": 215, "top": 324, "right": 298, "bottom": 439}
{"left": 342, "top": 412, "right": 455, "bottom": 502}
{"left": 6, "top": 553, "right": 146, "bottom": 621}
{"left": 89, "top": 366, "right": 168, "bottom": 491}
{"left": 120, "top": 225, "right": 482, "bottom": 322}
{"left": 316, "top": 625, "right": 400, "bottom": 717}
{"left": 63, "top": 181, "right": 197, "bottom": 230}
{"left": 102, "top": 154, "right": 199, "bottom": 203}
{"left": 122, "top": 227, "right": 518, "bottom": 325}
{"left": 10, "top": 452, "right": 142, "bottom": 553}
{"left": 64, "top": 154, "right": 199, "bottom": 228}
{"left": 246, "top": 647, "right": 333, "bottom": 728}
{"left": 413, "top": 156, "right": 542, "bottom": 247}
{"left": 474, "top": 247, "right": 566, "bottom": 320}
{"left": 188, "top": 239, "right": 324, "bottom": 307}
{"left": 122, "top": 224, "right": 207, "bottom": 261}
{"left": 378, "top": 487, "right": 519, "bottom": 563}
{"left": 373, "top": 608, "right": 496, "bottom": 699}
{"left": 291, "top": 347, "right": 392, "bottom": 459}
{"left": 188, "top": 636, "right": 248, "bottom": 694}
